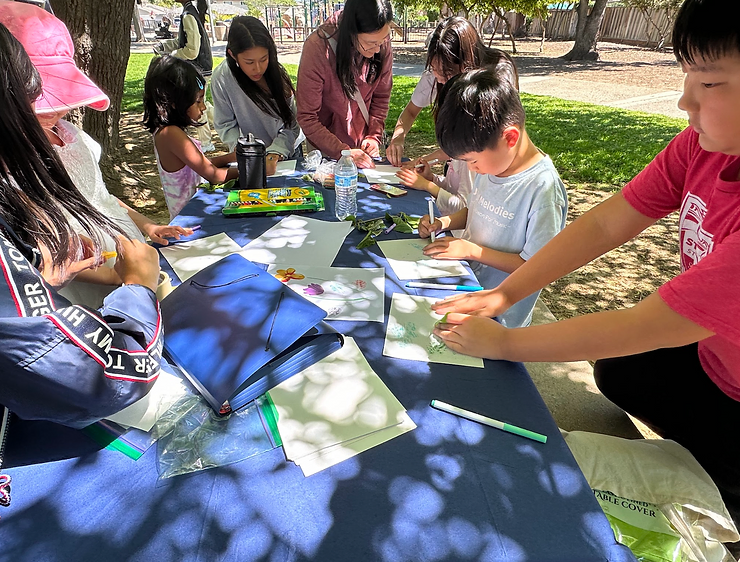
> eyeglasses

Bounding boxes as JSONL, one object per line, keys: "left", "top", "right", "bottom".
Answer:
{"left": 357, "top": 33, "right": 391, "bottom": 52}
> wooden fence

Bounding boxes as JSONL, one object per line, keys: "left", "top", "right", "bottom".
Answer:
{"left": 264, "top": 6, "right": 674, "bottom": 49}
{"left": 538, "top": 6, "right": 674, "bottom": 48}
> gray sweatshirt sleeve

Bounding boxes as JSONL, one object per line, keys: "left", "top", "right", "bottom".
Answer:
{"left": 211, "top": 65, "right": 241, "bottom": 152}
{"left": 266, "top": 95, "right": 301, "bottom": 158}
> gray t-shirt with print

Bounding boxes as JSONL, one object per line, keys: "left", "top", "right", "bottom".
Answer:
{"left": 463, "top": 155, "right": 567, "bottom": 327}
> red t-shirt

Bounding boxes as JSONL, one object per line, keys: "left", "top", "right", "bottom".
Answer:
{"left": 623, "top": 127, "right": 740, "bottom": 400}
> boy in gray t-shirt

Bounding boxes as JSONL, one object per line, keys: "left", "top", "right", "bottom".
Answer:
{"left": 419, "top": 68, "right": 567, "bottom": 327}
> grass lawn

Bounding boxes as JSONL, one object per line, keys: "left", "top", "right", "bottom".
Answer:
{"left": 125, "top": 53, "right": 686, "bottom": 191}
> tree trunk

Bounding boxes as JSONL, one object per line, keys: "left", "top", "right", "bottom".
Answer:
{"left": 49, "top": 0, "right": 135, "bottom": 164}
{"left": 493, "top": 8, "right": 517, "bottom": 54}
{"left": 562, "top": 0, "right": 608, "bottom": 61}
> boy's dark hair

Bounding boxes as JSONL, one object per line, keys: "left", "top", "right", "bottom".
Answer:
{"left": 227, "top": 16, "right": 295, "bottom": 128}
{"left": 435, "top": 68, "right": 525, "bottom": 159}
{"left": 142, "top": 55, "right": 205, "bottom": 134}
{"left": 333, "top": 0, "right": 393, "bottom": 99}
{"left": 673, "top": 0, "right": 740, "bottom": 64}
{"left": 0, "top": 23, "right": 122, "bottom": 268}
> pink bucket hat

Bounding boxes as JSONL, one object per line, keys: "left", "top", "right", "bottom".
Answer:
{"left": 0, "top": 0, "right": 110, "bottom": 114}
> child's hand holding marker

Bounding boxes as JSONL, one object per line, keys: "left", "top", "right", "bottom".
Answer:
{"left": 418, "top": 211, "right": 444, "bottom": 240}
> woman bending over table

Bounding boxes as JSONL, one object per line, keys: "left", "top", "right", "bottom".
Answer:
{"left": 296, "top": 0, "right": 393, "bottom": 169}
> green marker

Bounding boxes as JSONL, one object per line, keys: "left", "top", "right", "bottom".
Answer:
{"left": 430, "top": 400, "right": 547, "bottom": 444}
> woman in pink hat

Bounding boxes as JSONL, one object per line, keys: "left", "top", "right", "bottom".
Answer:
{"left": 0, "top": 0, "right": 193, "bottom": 308}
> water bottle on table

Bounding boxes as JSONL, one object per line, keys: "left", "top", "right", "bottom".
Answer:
{"left": 334, "top": 149, "right": 358, "bottom": 220}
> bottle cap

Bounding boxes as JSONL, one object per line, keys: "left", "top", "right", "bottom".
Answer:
{"left": 341, "top": 150, "right": 352, "bottom": 156}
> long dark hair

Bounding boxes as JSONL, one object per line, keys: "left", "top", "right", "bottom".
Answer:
{"left": 142, "top": 55, "right": 205, "bottom": 133}
{"left": 426, "top": 16, "right": 519, "bottom": 104}
{"left": 196, "top": 0, "right": 208, "bottom": 25}
{"left": 0, "top": 23, "right": 122, "bottom": 268}
{"left": 226, "top": 16, "right": 295, "bottom": 127}
{"left": 332, "top": 0, "right": 393, "bottom": 99}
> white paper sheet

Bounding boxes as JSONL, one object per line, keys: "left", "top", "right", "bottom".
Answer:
{"left": 268, "top": 160, "right": 298, "bottom": 177}
{"left": 296, "top": 413, "right": 416, "bottom": 477}
{"left": 266, "top": 265, "right": 385, "bottom": 322}
{"left": 377, "top": 238, "right": 468, "bottom": 280}
{"left": 239, "top": 216, "right": 354, "bottom": 266}
{"left": 268, "top": 338, "right": 415, "bottom": 473}
{"left": 383, "top": 294, "right": 485, "bottom": 368}
{"left": 105, "top": 369, "right": 190, "bottom": 431}
{"left": 159, "top": 233, "right": 242, "bottom": 282}
{"left": 361, "top": 164, "right": 403, "bottom": 184}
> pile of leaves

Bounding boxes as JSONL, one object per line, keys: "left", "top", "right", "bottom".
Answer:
{"left": 349, "top": 212, "right": 420, "bottom": 249}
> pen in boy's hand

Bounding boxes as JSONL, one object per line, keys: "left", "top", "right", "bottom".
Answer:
{"left": 415, "top": 158, "right": 439, "bottom": 169}
{"left": 101, "top": 251, "right": 117, "bottom": 261}
{"left": 190, "top": 225, "right": 202, "bottom": 232}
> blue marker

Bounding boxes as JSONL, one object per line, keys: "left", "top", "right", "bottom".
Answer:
{"left": 405, "top": 282, "right": 484, "bottom": 292}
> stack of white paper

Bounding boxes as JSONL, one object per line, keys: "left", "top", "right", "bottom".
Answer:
{"left": 268, "top": 338, "right": 416, "bottom": 476}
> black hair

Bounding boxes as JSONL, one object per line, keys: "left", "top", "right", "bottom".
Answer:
{"left": 435, "top": 68, "right": 525, "bottom": 159}
{"left": 196, "top": 0, "right": 208, "bottom": 25}
{"left": 226, "top": 16, "right": 295, "bottom": 128}
{"left": 0, "top": 23, "right": 122, "bottom": 268}
{"left": 426, "top": 17, "right": 519, "bottom": 90}
{"left": 142, "top": 55, "right": 205, "bottom": 133}
{"left": 673, "top": 0, "right": 740, "bottom": 64}
{"left": 332, "top": 0, "right": 393, "bottom": 99}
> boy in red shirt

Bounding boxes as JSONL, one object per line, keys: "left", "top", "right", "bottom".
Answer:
{"left": 431, "top": 0, "right": 740, "bottom": 525}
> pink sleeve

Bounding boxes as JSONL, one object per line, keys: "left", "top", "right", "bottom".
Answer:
{"left": 622, "top": 128, "right": 694, "bottom": 219}
{"left": 364, "top": 46, "right": 393, "bottom": 145}
{"left": 296, "top": 34, "right": 350, "bottom": 158}
{"left": 659, "top": 230, "right": 740, "bottom": 344}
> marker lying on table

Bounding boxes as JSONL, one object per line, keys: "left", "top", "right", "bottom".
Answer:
{"left": 190, "top": 225, "right": 202, "bottom": 232}
{"left": 406, "top": 282, "right": 483, "bottom": 291}
{"left": 431, "top": 400, "right": 547, "bottom": 444}
{"left": 415, "top": 158, "right": 439, "bottom": 169}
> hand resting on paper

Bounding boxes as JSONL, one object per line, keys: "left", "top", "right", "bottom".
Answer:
{"left": 423, "top": 237, "right": 479, "bottom": 261}
{"left": 431, "top": 287, "right": 510, "bottom": 319}
{"left": 433, "top": 313, "right": 507, "bottom": 359}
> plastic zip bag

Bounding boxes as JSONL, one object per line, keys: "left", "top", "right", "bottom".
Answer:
{"left": 152, "top": 393, "right": 278, "bottom": 479}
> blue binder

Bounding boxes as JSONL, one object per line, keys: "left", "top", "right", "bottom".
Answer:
{"left": 160, "top": 253, "right": 344, "bottom": 414}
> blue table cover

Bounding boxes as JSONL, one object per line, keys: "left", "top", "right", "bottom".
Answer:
{"left": 0, "top": 175, "right": 636, "bottom": 562}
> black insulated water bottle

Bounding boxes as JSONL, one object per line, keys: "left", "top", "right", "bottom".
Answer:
{"left": 235, "top": 133, "right": 266, "bottom": 190}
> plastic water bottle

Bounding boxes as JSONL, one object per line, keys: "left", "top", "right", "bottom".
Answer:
{"left": 334, "top": 150, "right": 358, "bottom": 221}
